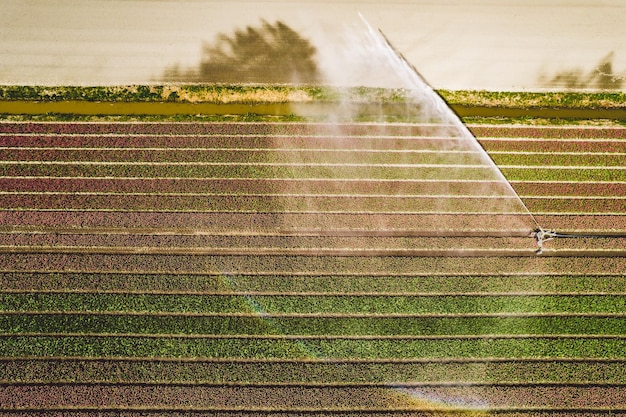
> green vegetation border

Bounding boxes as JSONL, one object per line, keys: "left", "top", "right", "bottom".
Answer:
{"left": 1, "top": 85, "right": 625, "bottom": 123}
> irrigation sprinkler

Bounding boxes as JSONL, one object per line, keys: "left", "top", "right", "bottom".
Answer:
{"left": 533, "top": 227, "right": 626, "bottom": 255}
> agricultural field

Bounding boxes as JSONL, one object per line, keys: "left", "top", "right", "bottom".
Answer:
{"left": 0, "top": 95, "right": 625, "bottom": 415}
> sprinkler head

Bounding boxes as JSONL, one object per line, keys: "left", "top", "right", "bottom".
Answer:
{"left": 533, "top": 227, "right": 557, "bottom": 255}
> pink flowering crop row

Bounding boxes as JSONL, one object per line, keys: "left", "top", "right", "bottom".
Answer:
{"left": 1, "top": 253, "right": 623, "bottom": 275}
{"left": 0, "top": 177, "right": 517, "bottom": 196}
{"left": 0, "top": 211, "right": 536, "bottom": 232}
{"left": 0, "top": 194, "right": 532, "bottom": 213}
{"left": 0, "top": 122, "right": 456, "bottom": 137}
{"left": 0, "top": 134, "right": 476, "bottom": 151}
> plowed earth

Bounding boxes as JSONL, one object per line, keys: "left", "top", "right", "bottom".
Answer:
{"left": 0, "top": 120, "right": 624, "bottom": 416}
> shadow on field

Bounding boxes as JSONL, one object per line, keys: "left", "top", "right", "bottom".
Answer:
{"left": 538, "top": 51, "right": 625, "bottom": 90}
{"left": 162, "top": 20, "right": 320, "bottom": 84}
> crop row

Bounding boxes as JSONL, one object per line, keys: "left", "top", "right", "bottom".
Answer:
{"left": 0, "top": 235, "right": 536, "bottom": 251}
{"left": 3, "top": 177, "right": 625, "bottom": 198}
{"left": 4, "top": 164, "right": 625, "bottom": 182}
{"left": 0, "top": 211, "right": 540, "bottom": 233}
{"left": 492, "top": 153, "right": 626, "bottom": 167}
{"left": 0, "top": 122, "right": 459, "bottom": 137}
{"left": 2, "top": 358, "right": 623, "bottom": 384}
{"left": 469, "top": 125, "right": 626, "bottom": 140}
{"left": 0, "top": 135, "right": 479, "bottom": 151}
{"left": 1, "top": 293, "right": 622, "bottom": 314}
{"left": 1, "top": 149, "right": 489, "bottom": 166}
{"left": 479, "top": 139, "right": 626, "bottom": 153}
{"left": 0, "top": 194, "right": 620, "bottom": 214}
{"left": 1, "top": 383, "right": 625, "bottom": 409}
{"left": 3, "top": 135, "right": 623, "bottom": 154}
{"left": 0, "top": 193, "right": 620, "bottom": 215}
{"left": 1, "top": 314, "right": 623, "bottom": 336}
{"left": 0, "top": 335, "right": 623, "bottom": 359}
{"left": 1, "top": 254, "right": 623, "bottom": 275}
{"left": 0, "top": 178, "right": 521, "bottom": 197}
{"left": 0, "top": 164, "right": 508, "bottom": 181}
{"left": 3, "top": 121, "right": 624, "bottom": 139}
{"left": 5, "top": 149, "right": 624, "bottom": 168}
{"left": 0, "top": 194, "right": 531, "bottom": 214}
{"left": 2, "top": 272, "right": 624, "bottom": 294}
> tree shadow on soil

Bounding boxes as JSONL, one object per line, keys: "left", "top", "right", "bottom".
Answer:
{"left": 162, "top": 20, "right": 320, "bottom": 84}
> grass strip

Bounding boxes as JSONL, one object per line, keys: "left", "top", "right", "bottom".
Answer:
{"left": 2, "top": 86, "right": 625, "bottom": 109}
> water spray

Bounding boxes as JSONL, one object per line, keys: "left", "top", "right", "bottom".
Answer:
{"left": 360, "top": 18, "right": 626, "bottom": 256}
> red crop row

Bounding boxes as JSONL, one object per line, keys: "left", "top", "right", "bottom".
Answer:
{"left": 470, "top": 125, "right": 626, "bottom": 139}
{"left": 0, "top": 234, "right": 537, "bottom": 251}
{"left": 0, "top": 194, "right": 533, "bottom": 214}
{"left": 0, "top": 149, "right": 486, "bottom": 166}
{"left": 0, "top": 122, "right": 459, "bottom": 137}
{"left": 1, "top": 253, "right": 623, "bottom": 275}
{"left": 0, "top": 211, "right": 537, "bottom": 232}
{"left": 0, "top": 178, "right": 517, "bottom": 195}
{"left": 0, "top": 135, "right": 476, "bottom": 151}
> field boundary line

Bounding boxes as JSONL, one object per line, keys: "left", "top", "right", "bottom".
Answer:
{"left": 501, "top": 165, "right": 626, "bottom": 170}
{"left": 0, "top": 226, "right": 536, "bottom": 238}
{"left": 1, "top": 270, "right": 623, "bottom": 277}
{"left": 1, "top": 405, "right": 624, "bottom": 414}
{"left": 2, "top": 191, "right": 623, "bottom": 200}
{"left": 5, "top": 176, "right": 626, "bottom": 185}
{"left": 0, "top": 132, "right": 463, "bottom": 140}
{"left": 0, "top": 160, "right": 495, "bottom": 168}
{"left": 0, "top": 176, "right": 507, "bottom": 183}
{"left": 490, "top": 151, "right": 626, "bottom": 156}
{"left": 2, "top": 289, "right": 621, "bottom": 297}
{"left": 0, "top": 355, "right": 622, "bottom": 364}
{"left": 0, "top": 146, "right": 482, "bottom": 154}
{"left": 2, "top": 310, "right": 624, "bottom": 319}
{"left": 1, "top": 332, "right": 624, "bottom": 340}
{"left": 479, "top": 137, "right": 626, "bottom": 143}
{"left": 0, "top": 246, "right": 560, "bottom": 257}
{"left": 0, "top": 208, "right": 539, "bottom": 215}
{"left": 0, "top": 191, "right": 526, "bottom": 199}
{"left": 1, "top": 380, "right": 624, "bottom": 388}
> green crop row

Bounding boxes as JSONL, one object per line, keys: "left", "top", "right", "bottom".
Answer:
{"left": 3, "top": 164, "right": 623, "bottom": 182}
{"left": 3, "top": 358, "right": 623, "bottom": 384}
{"left": 0, "top": 314, "right": 622, "bottom": 336}
{"left": 502, "top": 167, "right": 626, "bottom": 182}
{"left": 1, "top": 293, "right": 623, "bottom": 314}
{"left": 0, "top": 164, "right": 513, "bottom": 182}
{"left": 5, "top": 150, "right": 487, "bottom": 166}
{"left": 0, "top": 336, "right": 623, "bottom": 359}
{"left": 3, "top": 273, "right": 624, "bottom": 294}
{"left": 492, "top": 153, "right": 626, "bottom": 168}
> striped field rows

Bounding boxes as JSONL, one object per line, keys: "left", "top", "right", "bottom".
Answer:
{"left": 0, "top": 121, "right": 624, "bottom": 415}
